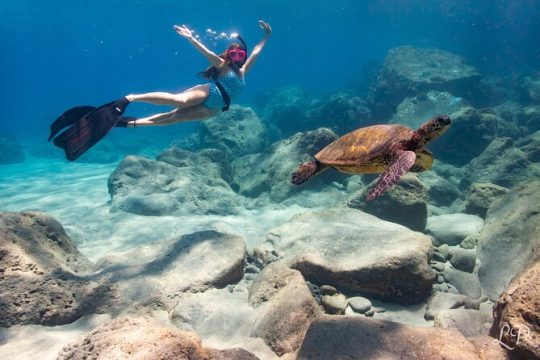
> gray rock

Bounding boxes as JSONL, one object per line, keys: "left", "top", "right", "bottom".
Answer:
{"left": 424, "top": 292, "right": 470, "bottom": 320}
{"left": 445, "top": 267, "right": 482, "bottom": 299}
{"left": 418, "top": 171, "right": 462, "bottom": 207}
{"left": 465, "top": 183, "right": 509, "bottom": 218}
{"left": 426, "top": 213, "right": 484, "bottom": 246}
{"left": 296, "top": 316, "right": 482, "bottom": 360}
{"left": 432, "top": 251, "right": 447, "bottom": 263}
{"left": 248, "top": 262, "right": 322, "bottom": 356}
{"left": 348, "top": 297, "right": 372, "bottom": 314}
{"left": 434, "top": 308, "right": 493, "bottom": 337}
{"left": 199, "top": 106, "right": 269, "bottom": 159}
{"left": 322, "top": 294, "right": 348, "bottom": 315}
{"left": 460, "top": 234, "right": 478, "bottom": 249}
{"left": 254, "top": 208, "right": 436, "bottom": 304}
{"left": 437, "top": 244, "right": 450, "bottom": 259}
{"left": 58, "top": 316, "right": 260, "bottom": 360}
{"left": 108, "top": 154, "right": 243, "bottom": 216}
{"left": 449, "top": 248, "right": 477, "bottom": 273}
{"left": 231, "top": 128, "right": 338, "bottom": 203}
{"left": 431, "top": 262, "right": 446, "bottom": 272}
{"left": 367, "top": 46, "right": 481, "bottom": 121}
{"left": 0, "top": 212, "right": 115, "bottom": 326}
{"left": 461, "top": 137, "right": 540, "bottom": 190}
{"left": 347, "top": 173, "right": 428, "bottom": 231}
{"left": 477, "top": 180, "right": 540, "bottom": 300}
{"left": 319, "top": 285, "right": 337, "bottom": 296}
{"left": 434, "top": 107, "right": 519, "bottom": 166}
{"left": 0, "top": 135, "right": 25, "bottom": 164}
{"left": 516, "top": 129, "right": 540, "bottom": 162}
{"left": 101, "top": 230, "right": 246, "bottom": 307}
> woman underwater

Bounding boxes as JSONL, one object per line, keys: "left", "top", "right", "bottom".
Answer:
{"left": 49, "top": 20, "right": 272, "bottom": 161}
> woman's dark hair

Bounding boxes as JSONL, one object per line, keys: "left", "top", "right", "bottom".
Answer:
{"left": 198, "top": 43, "right": 247, "bottom": 80}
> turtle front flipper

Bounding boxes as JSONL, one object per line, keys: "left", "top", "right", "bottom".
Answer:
{"left": 291, "top": 159, "right": 327, "bottom": 185}
{"left": 366, "top": 150, "right": 416, "bottom": 201}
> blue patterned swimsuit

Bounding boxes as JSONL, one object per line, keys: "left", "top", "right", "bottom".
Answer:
{"left": 202, "top": 70, "right": 246, "bottom": 111}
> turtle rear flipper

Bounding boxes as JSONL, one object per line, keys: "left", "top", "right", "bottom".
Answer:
{"left": 366, "top": 150, "right": 416, "bottom": 201}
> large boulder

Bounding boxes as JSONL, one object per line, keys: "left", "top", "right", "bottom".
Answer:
{"left": 99, "top": 230, "right": 246, "bottom": 308}
{"left": 426, "top": 213, "right": 484, "bottom": 246}
{"left": 260, "top": 87, "right": 312, "bottom": 137}
{"left": 0, "top": 211, "right": 116, "bottom": 326}
{"left": 461, "top": 137, "right": 540, "bottom": 190}
{"left": 464, "top": 183, "right": 509, "bottom": 218}
{"left": 296, "top": 316, "right": 483, "bottom": 360}
{"left": 491, "top": 260, "right": 540, "bottom": 360}
{"left": 431, "top": 107, "right": 518, "bottom": 166}
{"left": 477, "top": 181, "right": 540, "bottom": 300}
{"left": 248, "top": 262, "right": 322, "bottom": 356}
{"left": 517, "top": 105, "right": 540, "bottom": 133}
{"left": 231, "top": 128, "right": 338, "bottom": 202}
{"left": 304, "top": 92, "right": 372, "bottom": 135}
{"left": 434, "top": 306, "right": 493, "bottom": 337}
{"left": 347, "top": 173, "right": 428, "bottom": 231}
{"left": 368, "top": 46, "right": 481, "bottom": 120}
{"left": 389, "top": 91, "right": 467, "bottom": 129}
{"left": 254, "top": 208, "right": 436, "bottom": 304}
{"left": 199, "top": 105, "right": 269, "bottom": 160}
{"left": 0, "top": 135, "right": 25, "bottom": 164}
{"left": 108, "top": 154, "right": 243, "bottom": 216}
{"left": 58, "top": 316, "right": 260, "bottom": 360}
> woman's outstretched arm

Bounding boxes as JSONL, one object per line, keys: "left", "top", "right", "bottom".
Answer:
{"left": 174, "top": 25, "right": 224, "bottom": 68}
{"left": 242, "top": 20, "right": 272, "bottom": 74}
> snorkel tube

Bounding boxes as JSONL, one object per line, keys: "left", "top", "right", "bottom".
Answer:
{"left": 231, "top": 33, "right": 248, "bottom": 53}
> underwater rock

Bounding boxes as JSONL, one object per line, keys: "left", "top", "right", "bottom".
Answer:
{"left": 248, "top": 262, "right": 321, "bottom": 356}
{"left": 260, "top": 87, "right": 313, "bottom": 138}
{"left": 418, "top": 171, "right": 462, "bottom": 207}
{"left": 99, "top": 230, "right": 246, "bottom": 308}
{"left": 449, "top": 248, "right": 477, "bottom": 273}
{"left": 461, "top": 137, "right": 540, "bottom": 190}
{"left": 426, "top": 213, "right": 484, "bottom": 246}
{"left": 464, "top": 182, "right": 509, "bottom": 218}
{"left": 108, "top": 155, "right": 243, "bottom": 216}
{"left": 467, "top": 335, "right": 512, "bottom": 360}
{"left": 424, "top": 292, "right": 472, "bottom": 321}
{"left": 231, "top": 128, "right": 338, "bottom": 203}
{"left": 477, "top": 180, "right": 540, "bottom": 300}
{"left": 521, "top": 72, "right": 540, "bottom": 103}
{"left": 321, "top": 294, "right": 348, "bottom": 315}
{"left": 199, "top": 105, "right": 270, "bottom": 160}
{"left": 254, "top": 208, "right": 436, "bottom": 304}
{"left": 444, "top": 267, "right": 482, "bottom": 299}
{"left": 434, "top": 306, "right": 493, "bottom": 337}
{"left": 491, "top": 259, "right": 540, "bottom": 360}
{"left": 0, "top": 211, "right": 116, "bottom": 327}
{"left": 516, "top": 130, "right": 540, "bottom": 163}
{"left": 304, "top": 92, "right": 372, "bottom": 135}
{"left": 347, "top": 173, "right": 428, "bottom": 231}
{"left": 367, "top": 46, "right": 481, "bottom": 121}
{"left": 58, "top": 316, "right": 260, "bottom": 360}
{"left": 0, "top": 135, "right": 25, "bottom": 164}
{"left": 433, "top": 107, "right": 519, "bottom": 167}
{"left": 348, "top": 297, "right": 372, "bottom": 314}
{"left": 296, "top": 315, "right": 482, "bottom": 360}
{"left": 390, "top": 91, "right": 467, "bottom": 129}
{"left": 517, "top": 105, "right": 540, "bottom": 133}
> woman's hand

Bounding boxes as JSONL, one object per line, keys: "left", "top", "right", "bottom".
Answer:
{"left": 258, "top": 20, "right": 272, "bottom": 35}
{"left": 174, "top": 25, "right": 194, "bottom": 40}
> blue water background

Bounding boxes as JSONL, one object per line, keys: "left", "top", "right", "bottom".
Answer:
{"left": 1, "top": 0, "right": 539, "bottom": 142}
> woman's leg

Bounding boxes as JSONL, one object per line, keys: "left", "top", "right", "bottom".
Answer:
{"left": 127, "top": 84, "right": 210, "bottom": 109}
{"left": 130, "top": 105, "right": 215, "bottom": 127}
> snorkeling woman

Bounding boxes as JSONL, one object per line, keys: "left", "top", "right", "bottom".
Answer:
{"left": 49, "top": 20, "right": 272, "bottom": 161}
{"left": 121, "top": 20, "right": 272, "bottom": 127}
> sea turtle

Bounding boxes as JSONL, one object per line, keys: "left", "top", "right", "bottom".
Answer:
{"left": 291, "top": 115, "right": 451, "bottom": 201}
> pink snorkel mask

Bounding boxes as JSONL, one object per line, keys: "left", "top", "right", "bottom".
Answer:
{"left": 228, "top": 49, "right": 246, "bottom": 62}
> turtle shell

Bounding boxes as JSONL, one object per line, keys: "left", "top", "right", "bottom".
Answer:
{"left": 315, "top": 124, "right": 415, "bottom": 174}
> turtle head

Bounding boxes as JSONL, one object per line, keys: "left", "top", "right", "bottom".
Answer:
{"left": 414, "top": 115, "right": 451, "bottom": 145}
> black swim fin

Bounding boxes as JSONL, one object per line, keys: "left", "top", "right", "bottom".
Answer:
{"left": 51, "top": 97, "right": 131, "bottom": 161}
{"left": 48, "top": 105, "right": 96, "bottom": 141}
